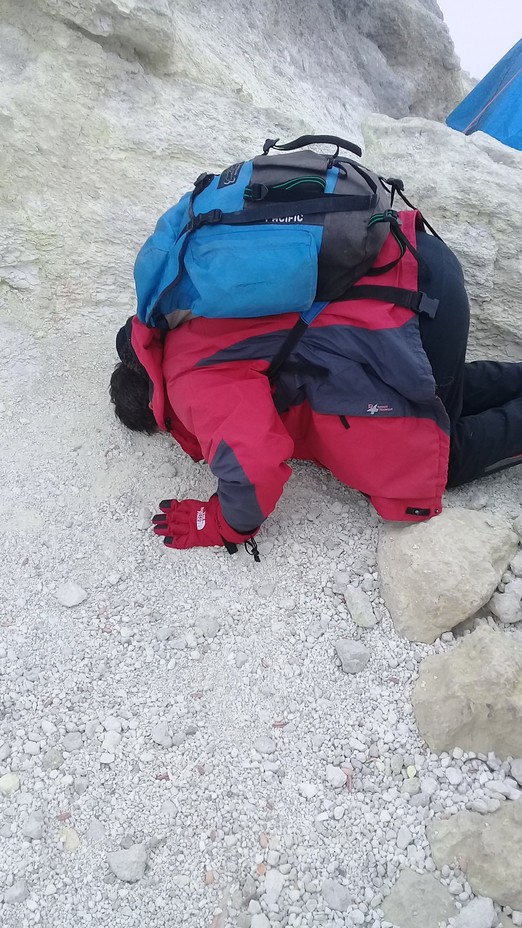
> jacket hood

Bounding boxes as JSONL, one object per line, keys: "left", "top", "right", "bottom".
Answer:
{"left": 130, "top": 316, "right": 203, "bottom": 461}
{"left": 130, "top": 316, "right": 167, "bottom": 429}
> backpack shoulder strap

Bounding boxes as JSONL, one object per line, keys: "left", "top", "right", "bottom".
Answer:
{"left": 266, "top": 286, "right": 439, "bottom": 385}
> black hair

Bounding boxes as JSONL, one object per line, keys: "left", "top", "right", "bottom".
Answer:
{"left": 109, "top": 361, "right": 157, "bottom": 434}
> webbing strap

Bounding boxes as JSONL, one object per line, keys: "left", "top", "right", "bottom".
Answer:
{"left": 224, "top": 193, "right": 378, "bottom": 221}
{"left": 340, "top": 285, "right": 439, "bottom": 318}
{"left": 183, "top": 193, "right": 378, "bottom": 234}
{"left": 266, "top": 284, "right": 439, "bottom": 385}
{"left": 267, "top": 318, "right": 309, "bottom": 385}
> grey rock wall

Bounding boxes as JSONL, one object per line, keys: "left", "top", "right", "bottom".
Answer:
{"left": 363, "top": 115, "right": 522, "bottom": 357}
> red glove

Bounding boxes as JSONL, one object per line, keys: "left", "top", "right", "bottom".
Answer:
{"left": 152, "top": 496, "right": 258, "bottom": 552}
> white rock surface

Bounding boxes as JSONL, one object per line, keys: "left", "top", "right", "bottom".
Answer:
{"left": 253, "top": 736, "right": 277, "bottom": 755}
{"left": 250, "top": 916, "right": 271, "bottom": 928}
{"left": 378, "top": 508, "right": 518, "bottom": 642}
{"left": 62, "top": 731, "right": 83, "bottom": 752}
{"left": 511, "top": 758, "right": 522, "bottom": 786}
{"left": 363, "top": 114, "right": 522, "bottom": 358}
{"left": 151, "top": 721, "right": 172, "bottom": 748}
{"left": 298, "top": 782, "right": 318, "bottom": 800}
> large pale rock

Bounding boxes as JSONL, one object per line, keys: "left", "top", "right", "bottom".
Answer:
{"left": 412, "top": 625, "right": 522, "bottom": 758}
{"left": 378, "top": 508, "right": 518, "bottom": 643}
{"left": 427, "top": 802, "right": 522, "bottom": 910}
{"left": 381, "top": 868, "right": 457, "bottom": 928}
{"left": 364, "top": 115, "right": 522, "bottom": 359}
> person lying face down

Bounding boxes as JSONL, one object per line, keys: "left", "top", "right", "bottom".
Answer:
{"left": 110, "top": 214, "right": 522, "bottom": 558}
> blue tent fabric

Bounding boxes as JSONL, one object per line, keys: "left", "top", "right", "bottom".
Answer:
{"left": 447, "top": 39, "right": 522, "bottom": 151}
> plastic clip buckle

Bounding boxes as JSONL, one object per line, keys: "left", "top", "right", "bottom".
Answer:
{"left": 188, "top": 209, "right": 223, "bottom": 233}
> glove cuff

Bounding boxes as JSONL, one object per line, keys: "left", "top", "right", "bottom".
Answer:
{"left": 215, "top": 510, "right": 259, "bottom": 545}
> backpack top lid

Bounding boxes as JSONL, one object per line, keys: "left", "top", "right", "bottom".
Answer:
{"left": 133, "top": 135, "right": 395, "bottom": 328}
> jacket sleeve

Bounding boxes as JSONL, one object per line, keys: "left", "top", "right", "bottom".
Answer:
{"left": 182, "top": 365, "right": 294, "bottom": 533}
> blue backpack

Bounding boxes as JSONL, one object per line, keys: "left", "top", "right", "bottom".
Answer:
{"left": 134, "top": 134, "right": 439, "bottom": 380}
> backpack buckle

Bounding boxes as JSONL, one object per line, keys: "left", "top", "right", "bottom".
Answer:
{"left": 187, "top": 209, "right": 223, "bottom": 233}
{"left": 203, "top": 209, "right": 223, "bottom": 225}
{"left": 417, "top": 293, "right": 439, "bottom": 319}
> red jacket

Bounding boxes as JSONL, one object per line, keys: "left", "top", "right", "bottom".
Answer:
{"left": 131, "top": 211, "right": 450, "bottom": 533}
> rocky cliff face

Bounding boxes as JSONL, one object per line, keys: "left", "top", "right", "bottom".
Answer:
{"left": 1, "top": 0, "right": 465, "bottom": 327}
{"left": 0, "top": 0, "right": 520, "bottom": 356}
{"left": 36, "top": 0, "right": 462, "bottom": 120}
{"left": 364, "top": 115, "right": 522, "bottom": 359}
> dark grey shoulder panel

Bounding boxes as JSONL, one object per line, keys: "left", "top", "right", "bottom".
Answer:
{"left": 211, "top": 439, "right": 264, "bottom": 533}
{"left": 196, "top": 320, "right": 449, "bottom": 433}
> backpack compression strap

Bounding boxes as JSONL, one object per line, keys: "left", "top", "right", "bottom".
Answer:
{"left": 182, "top": 192, "right": 378, "bottom": 234}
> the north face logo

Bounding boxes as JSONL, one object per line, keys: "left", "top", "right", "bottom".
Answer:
{"left": 196, "top": 507, "right": 206, "bottom": 530}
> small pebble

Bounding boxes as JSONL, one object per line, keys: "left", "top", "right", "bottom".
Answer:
{"left": 62, "top": 732, "right": 82, "bottom": 752}
{"left": 254, "top": 736, "right": 277, "bottom": 755}
{"left": 107, "top": 844, "right": 148, "bottom": 882}
{"left": 22, "top": 812, "right": 45, "bottom": 840}
{"left": 4, "top": 879, "right": 29, "bottom": 904}
{"left": 0, "top": 773, "right": 20, "bottom": 795}
{"left": 55, "top": 581, "right": 87, "bottom": 607}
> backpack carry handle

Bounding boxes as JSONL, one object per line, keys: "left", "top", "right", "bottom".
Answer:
{"left": 262, "top": 134, "right": 363, "bottom": 158}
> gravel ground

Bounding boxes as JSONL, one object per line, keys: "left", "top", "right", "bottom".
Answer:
{"left": 1, "top": 312, "right": 521, "bottom": 927}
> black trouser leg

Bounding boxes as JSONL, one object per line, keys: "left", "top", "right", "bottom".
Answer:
{"left": 461, "top": 360, "right": 522, "bottom": 415}
{"left": 416, "top": 233, "right": 522, "bottom": 488}
{"left": 447, "top": 394, "right": 522, "bottom": 486}
{"left": 446, "top": 360, "right": 522, "bottom": 485}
